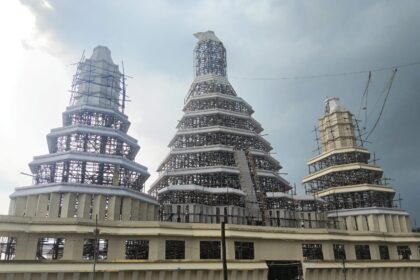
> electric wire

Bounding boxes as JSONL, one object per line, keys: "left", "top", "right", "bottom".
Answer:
{"left": 231, "top": 60, "right": 420, "bottom": 80}
{"left": 365, "top": 68, "right": 398, "bottom": 140}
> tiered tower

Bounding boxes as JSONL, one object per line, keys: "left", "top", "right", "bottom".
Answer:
{"left": 303, "top": 97, "right": 411, "bottom": 232}
{"left": 149, "top": 31, "right": 292, "bottom": 226}
{"left": 8, "top": 46, "right": 158, "bottom": 221}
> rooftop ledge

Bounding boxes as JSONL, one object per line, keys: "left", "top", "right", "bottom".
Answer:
{"left": 0, "top": 215, "right": 419, "bottom": 241}
{"left": 307, "top": 147, "right": 370, "bottom": 165}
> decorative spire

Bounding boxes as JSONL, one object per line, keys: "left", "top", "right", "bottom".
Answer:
{"left": 90, "top": 45, "right": 114, "bottom": 63}
{"left": 9, "top": 47, "right": 156, "bottom": 222}
{"left": 71, "top": 46, "right": 122, "bottom": 111}
{"left": 193, "top": 31, "right": 227, "bottom": 77}
{"left": 324, "top": 96, "right": 346, "bottom": 114}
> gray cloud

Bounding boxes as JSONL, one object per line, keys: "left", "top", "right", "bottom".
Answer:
{"left": 14, "top": 0, "right": 420, "bottom": 223}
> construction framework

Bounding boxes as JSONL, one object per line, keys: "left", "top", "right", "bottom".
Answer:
{"left": 149, "top": 31, "right": 323, "bottom": 228}
{"left": 8, "top": 46, "right": 158, "bottom": 222}
{"left": 302, "top": 97, "right": 410, "bottom": 232}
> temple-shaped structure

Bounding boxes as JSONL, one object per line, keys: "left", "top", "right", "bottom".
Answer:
{"left": 8, "top": 46, "right": 158, "bottom": 222}
{"left": 0, "top": 39, "right": 419, "bottom": 280}
{"left": 303, "top": 97, "right": 411, "bottom": 232}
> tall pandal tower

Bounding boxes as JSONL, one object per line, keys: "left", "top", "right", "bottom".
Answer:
{"left": 303, "top": 97, "right": 411, "bottom": 232}
{"left": 149, "top": 31, "right": 291, "bottom": 225}
{"left": 8, "top": 46, "right": 158, "bottom": 222}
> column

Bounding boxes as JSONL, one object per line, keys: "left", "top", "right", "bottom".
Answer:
{"left": 107, "top": 196, "right": 121, "bottom": 221}
{"left": 150, "top": 238, "right": 164, "bottom": 260}
{"left": 189, "top": 239, "right": 199, "bottom": 260}
{"left": 322, "top": 243, "right": 334, "bottom": 260}
{"left": 92, "top": 194, "right": 107, "bottom": 220}
{"left": 346, "top": 216, "right": 357, "bottom": 231}
{"left": 14, "top": 197, "right": 27, "bottom": 216}
{"left": 107, "top": 237, "right": 126, "bottom": 260}
{"left": 356, "top": 216, "right": 368, "bottom": 231}
{"left": 131, "top": 199, "right": 140, "bottom": 221}
{"left": 77, "top": 193, "right": 91, "bottom": 219}
{"left": 367, "top": 214, "right": 379, "bottom": 232}
{"left": 147, "top": 204, "right": 156, "bottom": 221}
{"left": 36, "top": 194, "right": 50, "bottom": 217}
{"left": 139, "top": 202, "right": 148, "bottom": 221}
{"left": 62, "top": 236, "right": 84, "bottom": 261}
{"left": 61, "top": 193, "right": 77, "bottom": 218}
{"left": 399, "top": 215, "right": 408, "bottom": 232}
{"left": 15, "top": 233, "right": 38, "bottom": 260}
{"left": 25, "top": 195, "right": 38, "bottom": 217}
{"left": 344, "top": 243, "right": 356, "bottom": 260}
{"left": 8, "top": 198, "right": 16, "bottom": 215}
{"left": 370, "top": 244, "right": 380, "bottom": 260}
{"left": 121, "top": 197, "right": 132, "bottom": 220}
{"left": 378, "top": 214, "right": 387, "bottom": 232}
{"left": 49, "top": 193, "right": 61, "bottom": 218}
{"left": 385, "top": 215, "right": 394, "bottom": 232}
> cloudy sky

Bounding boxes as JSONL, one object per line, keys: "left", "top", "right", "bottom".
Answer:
{"left": 1, "top": 0, "right": 419, "bottom": 224}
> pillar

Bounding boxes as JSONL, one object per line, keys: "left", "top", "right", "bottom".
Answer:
{"left": 131, "top": 199, "right": 140, "bottom": 221}
{"left": 121, "top": 197, "right": 132, "bottom": 220}
{"left": 15, "top": 233, "right": 38, "bottom": 260}
{"left": 139, "top": 202, "right": 147, "bottom": 220}
{"left": 48, "top": 193, "right": 62, "bottom": 218}
{"left": 147, "top": 204, "right": 156, "bottom": 221}
{"left": 385, "top": 215, "right": 394, "bottom": 232}
{"left": 8, "top": 198, "right": 16, "bottom": 215}
{"left": 107, "top": 196, "right": 121, "bottom": 221}
{"left": 62, "top": 236, "right": 84, "bottom": 261}
{"left": 14, "top": 197, "right": 27, "bottom": 216}
{"left": 92, "top": 194, "right": 106, "bottom": 220}
{"left": 399, "top": 215, "right": 408, "bottom": 232}
{"left": 367, "top": 214, "right": 379, "bottom": 232}
{"left": 77, "top": 193, "right": 91, "bottom": 219}
{"left": 61, "top": 193, "right": 77, "bottom": 218}
{"left": 25, "top": 195, "right": 38, "bottom": 217}
{"left": 322, "top": 243, "right": 334, "bottom": 260}
{"left": 107, "top": 237, "right": 125, "bottom": 260}
{"left": 36, "top": 194, "right": 50, "bottom": 217}
{"left": 378, "top": 214, "right": 387, "bottom": 232}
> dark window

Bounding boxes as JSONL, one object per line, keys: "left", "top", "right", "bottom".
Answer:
{"left": 302, "top": 244, "right": 324, "bottom": 260}
{"left": 165, "top": 240, "right": 185, "bottom": 259}
{"left": 0, "top": 237, "right": 16, "bottom": 261}
{"left": 397, "top": 245, "right": 411, "bottom": 260}
{"left": 355, "top": 245, "right": 371, "bottom": 260}
{"left": 83, "top": 239, "right": 108, "bottom": 260}
{"left": 125, "top": 240, "right": 149, "bottom": 260}
{"left": 200, "top": 241, "right": 221, "bottom": 259}
{"left": 36, "top": 238, "right": 65, "bottom": 260}
{"left": 235, "top": 242, "right": 254, "bottom": 260}
{"left": 379, "top": 245, "right": 390, "bottom": 260}
{"left": 333, "top": 244, "right": 346, "bottom": 260}
{"left": 176, "top": 206, "right": 181, "bottom": 223}
{"left": 185, "top": 205, "right": 189, "bottom": 223}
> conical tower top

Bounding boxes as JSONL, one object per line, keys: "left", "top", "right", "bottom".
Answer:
{"left": 324, "top": 96, "right": 346, "bottom": 114}
{"left": 71, "top": 46, "right": 122, "bottom": 111}
{"left": 319, "top": 97, "right": 357, "bottom": 152}
{"left": 193, "top": 31, "right": 227, "bottom": 77}
{"left": 90, "top": 45, "right": 114, "bottom": 63}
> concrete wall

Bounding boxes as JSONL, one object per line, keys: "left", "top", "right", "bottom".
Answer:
{"left": 332, "top": 213, "right": 412, "bottom": 233}
{"left": 1, "top": 217, "right": 420, "bottom": 279}
{"left": 9, "top": 193, "right": 158, "bottom": 222}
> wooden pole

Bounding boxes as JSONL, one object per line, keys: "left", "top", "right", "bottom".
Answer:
{"left": 221, "top": 221, "right": 228, "bottom": 280}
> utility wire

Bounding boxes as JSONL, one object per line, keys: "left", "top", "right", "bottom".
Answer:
{"left": 357, "top": 71, "right": 371, "bottom": 131}
{"left": 365, "top": 68, "right": 397, "bottom": 140}
{"left": 231, "top": 61, "right": 420, "bottom": 80}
